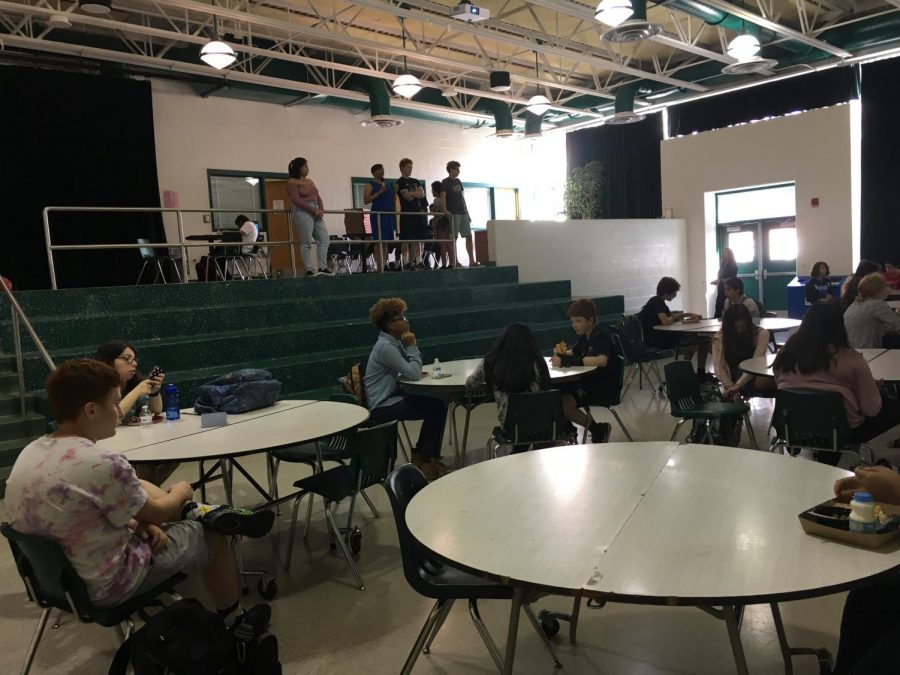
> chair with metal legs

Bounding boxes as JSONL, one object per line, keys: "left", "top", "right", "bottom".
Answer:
{"left": 135, "top": 238, "right": 182, "bottom": 284}
{"left": 2, "top": 522, "right": 186, "bottom": 675}
{"left": 384, "top": 464, "right": 562, "bottom": 674}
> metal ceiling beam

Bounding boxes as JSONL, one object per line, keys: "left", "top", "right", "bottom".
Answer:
{"left": 698, "top": 0, "right": 853, "bottom": 57}
{"left": 521, "top": 0, "right": 735, "bottom": 64}
{"left": 330, "top": 0, "right": 708, "bottom": 89}
{"left": 0, "top": 3, "right": 606, "bottom": 118}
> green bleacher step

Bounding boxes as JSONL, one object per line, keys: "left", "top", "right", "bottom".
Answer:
{"left": 0, "top": 413, "right": 46, "bottom": 444}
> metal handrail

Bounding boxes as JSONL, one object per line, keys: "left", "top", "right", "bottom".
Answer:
{"left": 42, "top": 206, "right": 463, "bottom": 288}
{"left": 1, "top": 279, "right": 56, "bottom": 416}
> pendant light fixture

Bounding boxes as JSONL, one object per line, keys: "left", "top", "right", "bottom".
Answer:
{"left": 525, "top": 51, "right": 552, "bottom": 116}
{"left": 200, "top": 16, "right": 236, "bottom": 69}
{"left": 595, "top": 0, "right": 633, "bottom": 27}
{"left": 392, "top": 18, "right": 422, "bottom": 99}
{"left": 726, "top": 1, "right": 761, "bottom": 62}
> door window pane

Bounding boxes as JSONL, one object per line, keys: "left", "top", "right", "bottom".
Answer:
{"left": 727, "top": 231, "right": 755, "bottom": 264}
{"left": 768, "top": 227, "right": 797, "bottom": 262}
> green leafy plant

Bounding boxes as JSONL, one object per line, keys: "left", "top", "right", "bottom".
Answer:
{"left": 564, "top": 161, "right": 603, "bottom": 219}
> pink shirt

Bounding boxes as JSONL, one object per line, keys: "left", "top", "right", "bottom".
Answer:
{"left": 774, "top": 348, "right": 882, "bottom": 427}
{"left": 285, "top": 180, "right": 324, "bottom": 215}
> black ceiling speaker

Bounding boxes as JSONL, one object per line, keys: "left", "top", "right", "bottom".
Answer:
{"left": 489, "top": 71, "right": 511, "bottom": 92}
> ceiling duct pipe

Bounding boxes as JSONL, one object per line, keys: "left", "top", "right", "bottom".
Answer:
{"left": 478, "top": 98, "right": 515, "bottom": 136}
{"left": 524, "top": 111, "right": 543, "bottom": 138}
{"left": 602, "top": 0, "right": 663, "bottom": 43}
{"left": 347, "top": 75, "right": 402, "bottom": 127}
{"left": 605, "top": 82, "right": 646, "bottom": 124}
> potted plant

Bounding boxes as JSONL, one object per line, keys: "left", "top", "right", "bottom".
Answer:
{"left": 564, "top": 161, "right": 603, "bottom": 219}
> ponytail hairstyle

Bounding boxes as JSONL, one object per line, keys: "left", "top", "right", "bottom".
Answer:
{"left": 288, "top": 157, "right": 308, "bottom": 179}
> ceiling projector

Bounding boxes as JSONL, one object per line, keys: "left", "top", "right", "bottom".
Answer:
{"left": 452, "top": 2, "right": 490, "bottom": 22}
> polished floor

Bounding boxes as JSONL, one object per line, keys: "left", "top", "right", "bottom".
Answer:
{"left": 3, "top": 370, "right": 898, "bottom": 675}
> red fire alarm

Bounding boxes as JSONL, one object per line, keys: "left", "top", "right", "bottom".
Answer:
{"left": 811, "top": 197, "right": 820, "bottom": 207}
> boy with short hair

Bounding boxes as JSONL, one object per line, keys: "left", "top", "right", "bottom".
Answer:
{"left": 396, "top": 158, "right": 429, "bottom": 270}
{"left": 722, "top": 276, "right": 761, "bottom": 317}
{"left": 440, "top": 161, "right": 476, "bottom": 266}
{"left": 552, "top": 299, "right": 620, "bottom": 443}
{"left": 5, "top": 359, "right": 273, "bottom": 617}
{"left": 638, "top": 277, "right": 711, "bottom": 378}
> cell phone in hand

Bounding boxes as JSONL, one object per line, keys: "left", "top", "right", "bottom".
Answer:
{"left": 148, "top": 365, "right": 162, "bottom": 379}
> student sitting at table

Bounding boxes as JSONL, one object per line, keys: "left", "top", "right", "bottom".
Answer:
{"left": 712, "top": 304, "right": 774, "bottom": 401}
{"left": 843, "top": 272, "right": 900, "bottom": 349}
{"left": 466, "top": 323, "right": 551, "bottom": 448}
{"left": 840, "top": 259, "right": 882, "bottom": 313}
{"left": 4, "top": 359, "right": 273, "bottom": 620}
{"left": 364, "top": 298, "right": 447, "bottom": 481}
{"left": 805, "top": 261, "right": 834, "bottom": 305}
{"left": 550, "top": 299, "right": 619, "bottom": 443}
{"left": 832, "top": 465, "right": 900, "bottom": 673}
{"left": 722, "top": 277, "right": 761, "bottom": 318}
{"left": 637, "top": 277, "right": 710, "bottom": 379}
{"left": 773, "top": 303, "right": 900, "bottom": 443}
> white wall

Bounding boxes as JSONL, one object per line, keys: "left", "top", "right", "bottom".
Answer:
{"left": 660, "top": 104, "right": 856, "bottom": 314}
{"left": 488, "top": 219, "right": 689, "bottom": 313}
{"left": 150, "top": 80, "right": 565, "bottom": 249}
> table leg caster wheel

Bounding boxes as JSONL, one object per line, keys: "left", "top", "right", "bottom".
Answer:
{"left": 538, "top": 612, "right": 560, "bottom": 638}
{"left": 349, "top": 528, "right": 362, "bottom": 555}
{"left": 257, "top": 577, "right": 277, "bottom": 600}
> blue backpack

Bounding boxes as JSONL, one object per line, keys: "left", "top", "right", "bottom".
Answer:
{"left": 194, "top": 369, "right": 282, "bottom": 414}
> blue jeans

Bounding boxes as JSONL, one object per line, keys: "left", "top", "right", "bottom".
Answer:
{"left": 291, "top": 205, "right": 329, "bottom": 272}
{"left": 369, "top": 395, "right": 446, "bottom": 460}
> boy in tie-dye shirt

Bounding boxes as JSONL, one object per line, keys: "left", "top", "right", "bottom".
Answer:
{"left": 5, "top": 359, "right": 273, "bottom": 614}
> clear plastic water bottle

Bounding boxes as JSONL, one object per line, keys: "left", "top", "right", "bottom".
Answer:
{"left": 432, "top": 358, "right": 442, "bottom": 379}
{"left": 164, "top": 383, "right": 181, "bottom": 421}
{"left": 139, "top": 405, "right": 152, "bottom": 426}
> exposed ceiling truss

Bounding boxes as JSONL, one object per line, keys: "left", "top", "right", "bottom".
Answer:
{"left": 0, "top": 0, "right": 899, "bottom": 132}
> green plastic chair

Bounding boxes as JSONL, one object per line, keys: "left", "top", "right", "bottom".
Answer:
{"left": 770, "top": 388, "right": 873, "bottom": 467}
{"left": 486, "top": 389, "right": 570, "bottom": 459}
{"left": 664, "top": 360, "right": 757, "bottom": 448}
{"left": 1, "top": 523, "right": 186, "bottom": 675}
{"left": 283, "top": 421, "right": 398, "bottom": 590}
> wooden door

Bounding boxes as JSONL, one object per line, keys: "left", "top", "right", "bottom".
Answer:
{"left": 265, "top": 179, "right": 304, "bottom": 277}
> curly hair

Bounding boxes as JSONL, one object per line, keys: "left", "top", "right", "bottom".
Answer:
{"left": 369, "top": 297, "right": 408, "bottom": 331}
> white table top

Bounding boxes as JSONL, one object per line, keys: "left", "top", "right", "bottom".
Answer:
{"left": 655, "top": 317, "right": 800, "bottom": 335}
{"left": 402, "top": 357, "right": 596, "bottom": 391}
{"left": 106, "top": 400, "right": 369, "bottom": 463}
{"left": 739, "top": 348, "right": 891, "bottom": 379}
{"left": 407, "top": 443, "right": 900, "bottom": 605}
{"left": 867, "top": 349, "right": 900, "bottom": 383}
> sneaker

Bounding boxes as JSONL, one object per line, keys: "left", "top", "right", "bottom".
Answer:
{"left": 403, "top": 262, "right": 416, "bottom": 271}
{"left": 420, "top": 460, "right": 443, "bottom": 482}
{"left": 590, "top": 422, "right": 612, "bottom": 444}
{"left": 415, "top": 262, "right": 426, "bottom": 270}
{"left": 204, "top": 506, "right": 275, "bottom": 539}
{"left": 318, "top": 268, "right": 334, "bottom": 276}
{"left": 305, "top": 270, "right": 318, "bottom": 277}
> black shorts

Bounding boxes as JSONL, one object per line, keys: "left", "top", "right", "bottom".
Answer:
{"left": 398, "top": 213, "right": 428, "bottom": 241}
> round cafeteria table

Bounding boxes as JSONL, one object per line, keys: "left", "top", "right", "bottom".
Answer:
{"left": 740, "top": 348, "right": 899, "bottom": 381}
{"left": 654, "top": 316, "right": 801, "bottom": 335}
{"left": 406, "top": 442, "right": 900, "bottom": 674}
{"left": 401, "top": 357, "right": 597, "bottom": 464}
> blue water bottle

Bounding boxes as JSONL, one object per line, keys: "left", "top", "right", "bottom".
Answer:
{"left": 164, "top": 383, "right": 181, "bottom": 420}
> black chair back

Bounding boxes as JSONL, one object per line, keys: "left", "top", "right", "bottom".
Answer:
{"left": 772, "top": 388, "right": 851, "bottom": 453}
{"left": 348, "top": 421, "right": 398, "bottom": 491}
{"left": 614, "top": 314, "right": 647, "bottom": 362}
{"left": 605, "top": 328, "right": 628, "bottom": 407}
{"left": 504, "top": 389, "right": 566, "bottom": 445}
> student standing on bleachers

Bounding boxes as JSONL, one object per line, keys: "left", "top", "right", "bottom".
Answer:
{"left": 286, "top": 157, "right": 331, "bottom": 277}
{"left": 364, "top": 298, "right": 447, "bottom": 481}
{"left": 551, "top": 299, "right": 618, "bottom": 443}
{"left": 396, "top": 158, "right": 428, "bottom": 270}
{"left": 363, "top": 163, "right": 396, "bottom": 271}
{"left": 429, "top": 181, "right": 452, "bottom": 269}
{"left": 440, "top": 160, "right": 475, "bottom": 267}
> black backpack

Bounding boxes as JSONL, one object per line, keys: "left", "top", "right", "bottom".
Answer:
{"left": 108, "top": 599, "right": 281, "bottom": 675}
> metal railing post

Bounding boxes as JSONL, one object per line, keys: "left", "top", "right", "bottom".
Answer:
{"left": 288, "top": 210, "right": 297, "bottom": 278}
{"left": 11, "top": 309, "right": 27, "bottom": 416}
{"left": 175, "top": 210, "right": 189, "bottom": 282}
{"left": 1, "top": 282, "right": 57, "bottom": 373}
{"left": 42, "top": 208, "right": 58, "bottom": 290}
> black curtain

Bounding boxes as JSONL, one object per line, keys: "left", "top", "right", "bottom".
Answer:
{"left": 0, "top": 68, "right": 165, "bottom": 290}
{"left": 860, "top": 58, "right": 900, "bottom": 264}
{"left": 566, "top": 113, "right": 663, "bottom": 219}
{"left": 668, "top": 66, "right": 859, "bottom": 137}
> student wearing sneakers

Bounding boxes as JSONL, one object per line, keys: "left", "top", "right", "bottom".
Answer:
{"left": 286, "top": 157, "right": 331, "bottom": 277}
{"left": 4, "top": 359, "right": 274, "bottom": 620}
{"left": 395, "top": 158, "right": 429, "bottom": 270}
{"left": 363, "top": 163, "right": 396, "bottom": 272}
{"left": 440, "top": 160, "right": 475, "bottom": 266}
{"left": 364, "top": 298, "right": 448, "bottom": 480}
{"left": 551, "top": 299, "right": 619, "bottom": 443}
{"left": 638, "top": 276, "right": 711, "bottom": 378}
{"left": 721, "top": 277, "right": 761, "bottom": 317}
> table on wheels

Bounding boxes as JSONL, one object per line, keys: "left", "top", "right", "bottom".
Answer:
{"left": 401, "top": 357, "right": 597, "bottom": 465}
{"left": 406, "top": 442, "right": 900, "bottom": 674}
{"left": 740, "top": 348, "right": 900, "bottom": 382}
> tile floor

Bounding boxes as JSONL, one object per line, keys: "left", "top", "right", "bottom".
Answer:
{"left": 3, "top": 369, "right": 898, "bottom": 675}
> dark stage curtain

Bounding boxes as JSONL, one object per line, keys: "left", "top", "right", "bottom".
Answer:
{"left": 860, "top": 58, "right": 900, "bottom": 265}
{"left": 0, "top": 68, "right": 165, "bottom": 290}
{"left": 668, "top": 66, "right": 858, "bottom": 137}
{"left": 566, "top": 113, "right": 663, "bottom": 219}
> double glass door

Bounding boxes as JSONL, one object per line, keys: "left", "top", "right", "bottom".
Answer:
{"left": 720, "top": 217, "right": 797, "bottom": 311}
